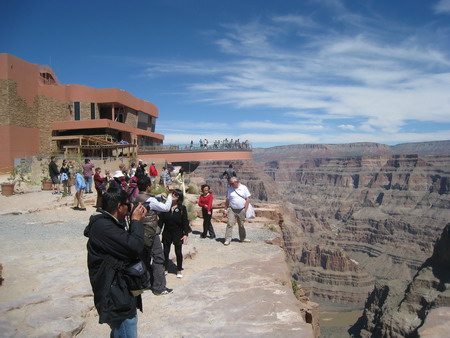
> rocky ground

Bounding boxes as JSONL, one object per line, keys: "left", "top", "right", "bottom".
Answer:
{"left": 0, "top": 184, "right": 314, "bottom": 337}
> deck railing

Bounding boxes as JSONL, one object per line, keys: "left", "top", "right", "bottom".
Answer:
{"left": 139, "top": 143, "right": 252, "bottom": 153}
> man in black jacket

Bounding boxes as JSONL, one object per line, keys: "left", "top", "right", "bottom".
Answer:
{"left": 84, "top": 187, "right": 147, "bottom": 338}
{"left": 48, "top": 156, "right": 60, "bottom": 194}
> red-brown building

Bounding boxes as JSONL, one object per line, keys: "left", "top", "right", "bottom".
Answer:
{"left": 0, "top": 53, "right": 164, "bottom": 171}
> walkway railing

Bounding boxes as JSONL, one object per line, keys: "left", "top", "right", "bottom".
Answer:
{"left": 139, "top": 143, "right": 252, "bottom": 153}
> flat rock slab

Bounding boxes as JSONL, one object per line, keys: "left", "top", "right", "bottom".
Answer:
{"left": 0, "top": 191, "right": 313, "bottom": 337}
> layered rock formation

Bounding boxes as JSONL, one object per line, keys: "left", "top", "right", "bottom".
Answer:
{"left": 196, "top": 141, "right": 450, "bottom": 307}
{"left": 350, "top": 224, "right": 450, "bottom": 337}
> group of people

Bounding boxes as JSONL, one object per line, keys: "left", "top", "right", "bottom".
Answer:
{"left": 84, "top": 161, "right": 252, "bottom": 337}
{"left": 85, "top": 180, "right": 191, "bottom": 336}
{"left": 188, "top": 138, "right": 250, "bottom": 150}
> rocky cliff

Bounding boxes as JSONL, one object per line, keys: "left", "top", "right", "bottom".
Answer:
{"left": 196, "top": 141, "right": 450, "bottom": 308}
{"left": 350, "top": 224, "right": 450, "bottom": 337}
{"left": 252, "top": 140, "right": 450, "bottom": 162}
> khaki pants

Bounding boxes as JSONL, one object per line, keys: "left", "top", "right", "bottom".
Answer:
{"left": 73, "top": 190, "right": 85, "bottom": 208}
{"left": 225, "top": 208, "right": 247, "bottom": 242}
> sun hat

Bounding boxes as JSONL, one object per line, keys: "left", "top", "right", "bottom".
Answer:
{"left": 113, "top": 170, "right": 125, "bottom": 178}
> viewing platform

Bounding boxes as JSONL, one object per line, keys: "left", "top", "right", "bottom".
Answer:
{"left": 138, "top": 143, "right": 253, "bottom": 162}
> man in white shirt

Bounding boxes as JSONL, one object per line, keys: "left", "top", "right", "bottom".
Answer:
{"left": 223, "top": 177, "right": 251, "bottom": 245}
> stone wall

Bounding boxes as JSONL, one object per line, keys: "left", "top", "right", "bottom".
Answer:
{"left": 80, "top": 101, "right": 91, "bottom": 120}
{"left": 124, "top": 108, "right": 138, "bottom": 128}
{"left": 0, "top": 79, "right": 33, "bottom": 128}
{"left": 35, "top": 95, "right": 66, "bottom": 154}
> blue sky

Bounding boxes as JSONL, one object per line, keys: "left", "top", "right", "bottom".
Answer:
{"left": 2, "top": 0, "right": 450, "bottom": 147}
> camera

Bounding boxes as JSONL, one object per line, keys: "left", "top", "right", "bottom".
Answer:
{"left": 130, "top": 201, "right": 151, "bottom": 215}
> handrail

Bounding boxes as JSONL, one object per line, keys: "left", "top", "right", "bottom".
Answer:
{"left": 139, "top": 143, "right": 252, "bottom": 153}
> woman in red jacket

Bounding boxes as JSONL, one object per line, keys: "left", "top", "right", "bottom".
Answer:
{"left": 198, "top": 184, "right": 216, "bottom": 239}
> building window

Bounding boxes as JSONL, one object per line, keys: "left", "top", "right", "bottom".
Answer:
{"left": 150, "top": 116, "right": 156, "bottom": 132}
{"left": 74, "top": 102, "right": 80, "bottom": 120}
{"left": 137, "top": 111, "right": 149, "bottom": 130}
{"left": 90, "top": 103, "right": 96, "bottom": 119}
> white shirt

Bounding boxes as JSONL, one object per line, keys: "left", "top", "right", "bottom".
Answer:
{"left": 145, "top": 195, "right": 173, "bottom": 212}
{"left": 226, "top": 184, "right": 251, "bottom": 209}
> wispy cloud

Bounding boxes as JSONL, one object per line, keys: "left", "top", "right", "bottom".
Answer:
{"left": 238, "top": 121, "right": 325, "bottom": 131}
{"left": 434, "top": 0, "right": 450, "bottom": 14}
{"left": 142, "top": 1, "right": 450, "bottom": 146}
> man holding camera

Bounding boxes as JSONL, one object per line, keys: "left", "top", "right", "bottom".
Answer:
{"left": 135, "top": 176, "right": 174, "bottom": 295}
{"left": 84, "top": 187, "right": 148, "bottom": 338}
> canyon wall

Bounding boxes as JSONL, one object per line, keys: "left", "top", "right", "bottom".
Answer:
{"left": 350, "top": 224, "right": 450, "bottom": 337}
{"left": 195, "top": 141, "right": 450, "bottom": 307}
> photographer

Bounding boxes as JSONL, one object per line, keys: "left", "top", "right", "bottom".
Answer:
{"left": 84, "top": 187, "right": 147, "bottom": 337}
{"left": 135, "top": 177, "right": 174, "bottom": 295}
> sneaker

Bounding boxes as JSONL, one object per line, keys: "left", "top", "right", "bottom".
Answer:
{"left": 78, "top": 208, "right": 87, "bottom": 211}
{"left": 224, "top": 241, "right": 230, "bottom": 246}
{"left": 72, "top": 206, "right": 80, "bottom": 210}
{"left": 176, "top": 272, "right": 183, "bottom": 279}
{"left": 200, "top": 234, "right": 207, "bottom": 239}
{"left": 153, "top": 288, "right": 173, "bottom": 296}
{"left": 52, "top": 192, "right": 58, "bottom": 195}
{"left": 240, "top": 239, "right": 251, "bottom": 243}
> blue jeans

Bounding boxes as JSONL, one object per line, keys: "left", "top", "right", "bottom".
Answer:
{"left": 85, "top": 176, "right": 93, "bottom": 193}
{"left": 108, "top": 314, "right": 138, "bottom": 338}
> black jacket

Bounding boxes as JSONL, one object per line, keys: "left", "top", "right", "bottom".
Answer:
{"left": 84, "top": 209, "right": 144, "bottom": 324}
{"left": 49, "top": 161, "right": 59, "bottom": 178}
{"left": 159, "top": 205, "right": 190, "bottom": 245}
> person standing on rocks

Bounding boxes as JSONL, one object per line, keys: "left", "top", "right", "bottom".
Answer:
{"left": 160, "top": 165, "right": 173, "bottom": 188}
{"left": 94, "top": 167, "right": 105, "bottom": 208}
{"left": 149, "top": 162, "right": 158, "bottom": 188}
{"left": 175, "top": 167, "right": 186, "bottom": 193}
{"left": 49, "top": 156, "right": 60, "bottom": 195}
{"left": 84, "top": 187, "right": 147, "bottom": 338}
{"left": 223, "top": 177, "right": 251, "bottom": 245}
{"left": 82, "top": 159, "right": 95, "bottom": 194}
{"left": 59, "top": 159, "right": 71, "bottom": 195}
{"left": 198, "top": 184, "right": 216, "bottom": 239}
{"left": 135, "top": 176, "right": 174, "bottom": 295}
{"left": 159, "top": 189, "right": 191, "bottom": 278}
{"left": 73, "top": 170, "right": 87, "bottom": 211}
{"left": 221, "top": 164, "right": 237, "bottom": 181}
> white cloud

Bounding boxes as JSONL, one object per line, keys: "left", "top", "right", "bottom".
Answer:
{"left": 238, "top": 121, "right": 324, "bottom": 131}
{"left": 157, "top": 120, "right": 230, "bottom": 132}
{"left": 272, "top": 15, "right": 318, "bottom": 29}
{"left": 434, "top": 0, "right": 450, "bottom": 14}
{"left": 143, "top": 4, "right": 450, "bottom": 146}
{"left": 338, "top": 124, "right": 355, "bottom": 131}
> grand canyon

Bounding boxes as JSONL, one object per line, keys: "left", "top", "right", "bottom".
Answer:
{"left": 195, "top": 140, "right": 450, "bottom": 336}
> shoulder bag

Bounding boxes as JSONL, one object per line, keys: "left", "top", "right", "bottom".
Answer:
{"left": 233, "top": 189, "right": 256, "bottom": 219}
{"left": 102, "top": 254, "right": 151, "bottom": 296}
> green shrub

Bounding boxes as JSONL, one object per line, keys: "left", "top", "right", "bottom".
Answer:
{"left": 185, "top": 200, "right": 197, "bottom": 221}
{"left": 186, "top": 183, "right": 199, "bottom": 195}
{"left": 291, "top": 279, "right": 301, "bottom": 300}
{"left": 264, "top": 223, "right": 278, "bottom": 232}
{"left": 151, "top": 184, "right": 166, "bottom": 195}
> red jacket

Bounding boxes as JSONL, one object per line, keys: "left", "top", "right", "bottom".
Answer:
{"left": 198, "top": 193, "right": 213, "bottom": 213}
{"left": 94, "top": 173, "right": 104, "bottom": 188}
{"left": 149, "top": 165, "right": 158, "bottom": 177}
